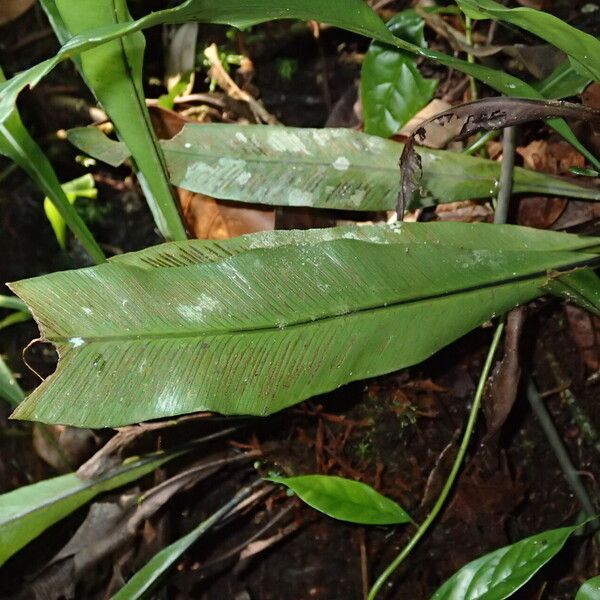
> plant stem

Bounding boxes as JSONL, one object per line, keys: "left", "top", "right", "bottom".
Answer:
{"left": 526, "top": 378, "right": 598, "bottom": 526}
{"left": 367, "top": 323, "right": 505, "bottom": 600}
{"left": 495, "top": 126, "right": 517, "bottom": 224}
{"left": 464, "top": 15, "right": 478, "bottom": 101}
{"left": 463, "top": 129, "right": 499, "bottom": 155}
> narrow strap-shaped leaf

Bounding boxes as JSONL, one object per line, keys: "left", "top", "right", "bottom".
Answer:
{"left": 0, "top": 67, "right": 105, "bottom": 263}
{"left": 0, "top": 0, "right": 596, "bottom": 168}
{"left": 268, "top": 474, "right": 412, "bottom": 524}
{"left": 430, "top": 525, "right": 579, "bottom": 599}
{"left": 9, "top": 223, "right": 600, "bottom": 428}
{"left": 68, "top": 124, "right": 600, "bottom": 209}
{"left": 52, "top": 0, "right": 186, "bottom": 242}
{"left": 534, "top": 62, "right": 591, "bottom": 100}
{"left": 0, "top": 451, "right": 177, "bottom": 566}
{"left": 457, "top": 0, "right": 600, "bottom": 81}
{"left": 111, "top": 484, "right": 256, "bottom": 600}
{"left": 0, "top": 355, "right": 25, "bottom": 407}
{"left": 576, "top": 575, "right": 600, "bottom": 599}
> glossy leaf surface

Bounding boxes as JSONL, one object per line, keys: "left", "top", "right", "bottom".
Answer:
{"left": 0, "top": 452, "right": 174, "bottom": 566}
{"left": 0, "top": 0, "right": 595, "bottom": 168}
{"left": 269, "top": 474, "right": 411, "bottom": 524}
{"left": 69, "top": 124, "right": 600, "bottom": 209}
{"left": 457, "top": 0, "right": 600, "bottom": 80}
{"left": 361, "top": 10, "right": 437, "bottom": 137}
{"left": 10, "top": 223, "right": 600, "bottom": 428}
{"left": 534, "top": 62, "right": 591, "bottom": 100}
{"left": 431, "top": 525, "right": 579, "bottom": 600}
{"left": 576, "top": 575, "right": 600, "bottom": 600}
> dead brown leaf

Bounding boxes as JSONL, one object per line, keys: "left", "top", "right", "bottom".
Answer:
{"left": 0, "top": 0, "right": 35, "bottom": 25}
{"left": 564, "top": 305, "right": 600, "bottom": 372}
{"left": 398, "top": 98, "right": 600, "bottom": 216}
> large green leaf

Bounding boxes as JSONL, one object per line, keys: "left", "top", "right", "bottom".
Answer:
{"left": 268, "top": 474, "right": 412, "bottom": 525}
{"left": 576, "top": 575, "right": 600, "bottom": 600}
{"left": 68, "top": 124, "right": 600, "bottom": 209}
{"left": 111, "top": 484, "right": 255, "bottom": 599}
{"left": 1, "top": 0, "right": 596, "bottom": 168}
{"left": 430, "top": 525, "right": 579, "bottom": 600}
{"left": 0, "top": 451, "right": 176, "bottom": 566}
{"left": 0, "top": 67, "right": 105, "bottom": 264}
{"left": 457, "top": 0, "right": 600, "bottom": 81}
{"left": 50, "top": 0, "right": 186, "bottom": 242}
{"left": 361, "top": 10, "right": 437, "bottom": 138}
{"left": 9, "top": 223, "right": 600, "bottom": 428}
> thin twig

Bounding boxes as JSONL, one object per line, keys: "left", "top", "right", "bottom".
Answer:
{"left": 526, "top": 378, "right": 598, "bottom": 526}
{"left": 367, "top": 323, "right": 505, "bottom": 600}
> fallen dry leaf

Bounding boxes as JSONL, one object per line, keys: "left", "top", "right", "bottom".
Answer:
{"left": 564, "top": 305, "right": 600, "bottom": 373}
{"left": 0, "top": 0, "right": 35, "bottom": 25}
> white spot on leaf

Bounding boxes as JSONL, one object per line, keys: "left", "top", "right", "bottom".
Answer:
{"left": 332, "top": 156, "right": 350, "bottom": 171}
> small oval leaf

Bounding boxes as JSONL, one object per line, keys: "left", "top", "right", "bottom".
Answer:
{"left": 431, "top": 525, "right": 579, "bottom": 600}
{"left": 268, "top": 474, "right": 412, "bottom": 525}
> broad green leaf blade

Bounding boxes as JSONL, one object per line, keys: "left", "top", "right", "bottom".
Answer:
{"left": 0, "top": 451, "right": 174, "bottom": 566}
{"left": 268, "top": 474, "right": 411, "bottom": 525}
{"left": 0, "top": 355, "right": 25, "bottom": 407}
{"left": 157, "top": 124, "right": 600, "bottom": 209}
{"left": 0, "top": 0, "right": 596, "bottom": 168}
{"left": 576, "top": 575, "right": 600, "bottom": 600}
{"left": 9, "top": 223, "right": 600, "bottom": 428}
{"left": 43, "top": 173, "right": 97, "bottom": 250}
{"left": 534, "top": 62, "right": 591, "bottom": 100}
{"left": 0, "top": 67, "right": 105, "bottom": 264}
{"left": 51, "top": 0, "right": 186, "bottom": 242}
{"left": 430, "top": 525, "right": 579, "bottom": 600}
{"left": 361, "top": 10, "right": 437, "bottom": 138}
{"left": 456, "top": 0, "right": 600, "bottom": 80}
{"left": 111, "top": 485, "right": 254, "bottom": 600}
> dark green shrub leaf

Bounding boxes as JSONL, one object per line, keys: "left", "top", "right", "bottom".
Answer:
{"left": 576, "top": 575, "right": 600, "bottom": 599}
{"left": 0, "top": 355, "right": 25, "bottom": 407}
{"left": 9, "top": 223, "right": 600, "bottom": 428}
{"left": 268, "top": 474, "right": 412, "bottom": 525}
{"left": 361, "top": 10, "right": 437, "bottom": 137}
{"left": 431, "top": 525, "right": 579, "bottom": 600}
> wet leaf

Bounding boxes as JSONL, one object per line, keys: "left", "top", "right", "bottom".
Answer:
{"left": 361, "top": 10, "right": 437, "bottom": 138}
{"left": 268, "top": 474, "right": 412, "bottom": 525}
{"left": 68, "top": 124, "right": 600, "bottom": 210}
{"left": 8, "top": 223, "right": 600, "bottom": 428}
{"left": 431, "top": 525, "right": 579, "bottom": 600}
{"left": 457, "top": 0, "right": 600, "bottom": 80}
{"left": 576, "top": 575, "right": 600, "bottom": 599}
{"left": 398, "top": 98, "right": 600, "bottom": 213}
{"left": 0, "top": 450, "right": 177, "bottom": 566}
{"left": 0, "top": 0, "right": 595, "bottom": 168}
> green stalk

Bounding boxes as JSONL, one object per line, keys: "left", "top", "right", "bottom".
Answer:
{"left": 367, "top": 322, "right": 505, "bottom": 599}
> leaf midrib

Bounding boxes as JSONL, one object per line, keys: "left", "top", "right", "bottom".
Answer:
{"left": 47, "top": 256, "right": 599, "bottom": 345}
